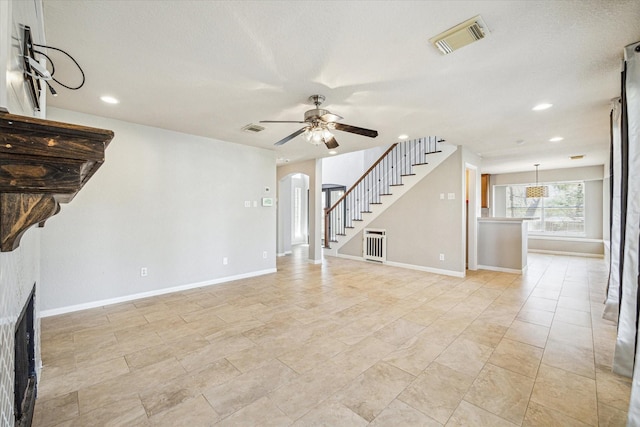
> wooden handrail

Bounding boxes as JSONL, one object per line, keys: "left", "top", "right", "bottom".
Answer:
{"left": 325, "top": 143, "right": 398, "bottom": 216}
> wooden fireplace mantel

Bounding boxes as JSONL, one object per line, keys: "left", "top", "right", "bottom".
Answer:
{"left": 0, "top": 110, "right": 114, "bottom": 252}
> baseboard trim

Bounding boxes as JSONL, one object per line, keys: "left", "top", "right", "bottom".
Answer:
{"left": 528, "top": 249, "right": 604, "bottom": 258}
{"left": 477, "top": 264, "right": 527, "bottom": 274}
{"left": 40, "top": 268, "right": 277, "bottom": 317}
{"left": 329, "top": 253, "right": 465, "bottom": 278}
{"left": 385, "top": 260, "right": 465, "bottom": 278}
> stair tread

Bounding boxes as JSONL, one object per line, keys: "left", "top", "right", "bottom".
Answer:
{"left": 380, "top": 193, "right": 393, "bottom": 196}
{"left": 401, "top": 173, "right": 416, "bottom": 176}
{"left": 389, "top": 184, "right": 404, "bottom": 187}
{"left": 412, "top": 162, "right": 429, "bottom": 166}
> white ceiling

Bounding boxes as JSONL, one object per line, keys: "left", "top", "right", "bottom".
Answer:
{"left": 41, "top": 1, "right": 640, "bottom": 174}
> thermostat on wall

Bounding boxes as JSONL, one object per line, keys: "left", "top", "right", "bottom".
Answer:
{"left": 262, "top": 197, "right": 273, "bottom": 207}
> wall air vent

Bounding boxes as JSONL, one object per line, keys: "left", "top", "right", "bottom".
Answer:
{"left": 570, "top": 155, "right": 585, "bottom": 160}
{"left": 242, "top": 123, "right": 265, "bottom": 133}
{"left": 429, "top": 15, "right": 489, "bottom": 55}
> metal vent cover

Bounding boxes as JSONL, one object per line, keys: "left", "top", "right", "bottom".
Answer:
{"left": 242, "top": 123, "right": 265, "bottom": 133}
{"left": 429, "top": 15, "right": 489, "bottom": 55}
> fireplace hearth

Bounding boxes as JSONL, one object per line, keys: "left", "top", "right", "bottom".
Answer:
{"left": 14, "top": 285, "right": 36, "bottom": 427}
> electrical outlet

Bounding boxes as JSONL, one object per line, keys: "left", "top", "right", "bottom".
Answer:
{"left": 439, "top": 254, "right": 445, "bottom": 261}
{"left": 140, "top": 267, "right": 148, "bottom": 277}
{"left": 253, "top": 200, "right": 258, "bottom": 208}
{"left": 448, "top": 193, "right": 455, "bottom": 200}
{"left": 223, "top": 257, "right": 228, "bottom": 265}
{"left": 440, "top": 193, "right": 445, "bottom": 200}
{"left": 263, "top": 251, "right": 267, "bottom": 259}
{"left": 244, "top": 201, "right": 251, "bottom": 208}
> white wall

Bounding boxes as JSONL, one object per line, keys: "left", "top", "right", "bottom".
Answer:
{"left": 39, "top": 108, "right": 277, "bottom": 313}
{"left": 0, "top": 0, "right": 45, "bottom": 424}
{"left": 322, "top": 145, "right": 390, "bottom": 188}
{"left": 339, "top": 147, "right": 465, "bottom": 275}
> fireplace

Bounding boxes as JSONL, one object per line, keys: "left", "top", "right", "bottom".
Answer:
{"left": 14, "top": 285, "right": 36, "bottom": 427}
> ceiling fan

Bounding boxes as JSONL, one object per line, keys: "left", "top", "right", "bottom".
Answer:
{"left": 260, "top": 95, "right": 378, "bottom": 149}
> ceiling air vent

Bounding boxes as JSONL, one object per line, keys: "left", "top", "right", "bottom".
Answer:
{"left": 242, "top": 123, "right": 265, "bottom": 133}
{"left": 429, "top": 15, "right": 489, "bottom": 55}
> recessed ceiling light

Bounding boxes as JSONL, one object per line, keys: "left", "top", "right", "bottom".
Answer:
{"left": 533, "top": 103, "right": 553, "bottom": 111}
{"left": 328, "top": 150, "right": 337, "bottom": 155}
{"left": 398, "top": 134, "right": 409, "bottom": 140}
{"left": 100, "top": 95, "right": 119, "bottom": 104}
{"left": 549, "top": 136, "right": 564, "bottom": 142}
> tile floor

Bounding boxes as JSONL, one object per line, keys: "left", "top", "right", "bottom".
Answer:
{"left": 33, "top": 248, "right": 631, "bottom": 426}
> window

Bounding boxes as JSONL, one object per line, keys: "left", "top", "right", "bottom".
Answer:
{"left": 505, "top": 181, "right": 585, "bottom": 236}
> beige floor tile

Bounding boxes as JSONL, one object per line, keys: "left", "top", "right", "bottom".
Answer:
{"left": 435, "top": 337, "right": 493, "bottom": 377}
{"left": 203, "top": 359, "right": 297, "bottom": 419}
{"left": 267, "top": 361, "right": 353, "bottom": 420}
{"left": 373, "top": 317, "right": 426, "bottom": 346}
{"left": 398, "top": 362, "right": 475, "bottom": 424}
{"left": 558, "top": 295, "right": 592, "bottom": 312}
{"left": 598, "top": 402, "right": 629, "bottom": 427}
{"left": 37, "top": 357, "right": 130, "bottom": 401}
{"left": 522, "top": 296, "right": 558, "bottom": 313}
{"left": 278, "top": 336, "right": 348, "bottom": 374}
{"left": 369, "top": 399, "right": 442, "bottom": 426}
{"left": 503, "top": 320, "right": 549, "bottom": 348}
{"left": 147, "top": 395, "right": 219, "bottom": 426}
{"left": 489, "top": 338, "right": 543, "bottom": 378}
{"left": 459, "top": 321, "right": 508, "bottom": 348}
{"left": 516, "top": 308, "right": 554, "bottom": 327}
{"left": 178, "top": 334, "right": 255, "bottom": 372}
{"left": 523, "top": 401, "right": 590, "bottom": 426}
{"left": 53, "top": 397, "right": 148, "bottom": 427}
{"left": 34, "top": 252, "right": 627, "bottom": 426}
{"left": 554, "top": 306, "right": 592, "bottom": 327}
{"left": 541, "top": 338, "right": 595, "bottom": 379}
{"left": 548, "top": 321, "right": 593, "bottom": 350}
{"left": 595, "top": 370, "right": 632, "bottom": 412}
{"left": 140, "top": 358, "right": 240, "bottom": 417}
{"left": 446, "top": 400, "right": 517, "bottom": 426}
{"left": 33, "top": 391, "right": 78, "bottom": 427}
{"left": 530, "top": 364, "right": 598, "bottom": 425}
{"left": 383, "top": 334, "right": 449, "bottom": 376}
{"left": 329, "top": 336, "right": 396, "bottom": 378}
{"left": 125, "top": 343, "right": 174, "bottom": 370}
{"left": 464, "top": 363, "right": 534, "bottom": 424}
{"left": 292, "top": 399, "right": 367, "bottom": 427}
{"left": 335, "top": 361, "right": 415, "bottom": 421}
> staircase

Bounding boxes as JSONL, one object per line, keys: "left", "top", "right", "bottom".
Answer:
{"left": 323, "top": 136, "right": 457, "bottom": 256}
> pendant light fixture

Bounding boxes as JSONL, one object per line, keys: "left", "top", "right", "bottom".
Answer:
{"left": 526, "top": 164, "right": 549, "bottom": 198}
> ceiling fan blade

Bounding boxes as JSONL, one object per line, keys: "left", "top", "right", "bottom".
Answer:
{"left": 333, "top": 123, "right": 378, "bottom": 138}
{"left": 320, "top": 112, "right": 343, "bottom": 123}
{"left": 260, "top": 120, "right": 306, "bottom": 123}
{"left": 324, "top": 136, "right": 339, "bottom": 149}
{"left": 274, "top": 127, "right": 307, "bottom": 146}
